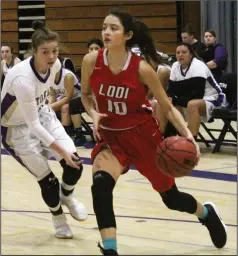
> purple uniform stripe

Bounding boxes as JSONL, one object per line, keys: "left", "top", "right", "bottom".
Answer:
{"left": 208, "top": 93, "right": 225, "bottom": 107}
{"left": 1, "top": 93, "right": 16, "bottom": 118}
{"left": 74, "top": 83, "right": 81, "bottom": 91}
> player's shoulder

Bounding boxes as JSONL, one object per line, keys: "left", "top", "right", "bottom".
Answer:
{"left": 192, "top": 57, "right": 205, "bottom": 66}
{"left": 190, "top": 58, "right": 208, "bottom": 73}
{"left": 83, "top": 50, "right": 99, "bottom": 65}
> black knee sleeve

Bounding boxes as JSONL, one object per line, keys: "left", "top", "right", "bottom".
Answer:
{"left": 38, "top": 172, "right": 60, "bottom": 208}
{"left": 60, "top": 152, "right": 83, "bottom": 186}
{"left": 69, "top": 97, "right": 85, "bottom": 115}
{"left": 91, "top": 171, "right": 116, "bottom": 230}
{"left": 160, "top": 184, "right": 197, "bottom": 214}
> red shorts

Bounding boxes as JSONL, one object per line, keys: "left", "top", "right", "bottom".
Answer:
{"left": 91, "top": 118, "right": 175, "bottom": 193}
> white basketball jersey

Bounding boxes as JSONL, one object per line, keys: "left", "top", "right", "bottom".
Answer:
{"left": 1, "top": 57, "right": 61, "bottom": 127}
{"left": 51, "top": 68, "right": 81, "bottom": 99}
{"left": 2, "top": 57, "right": 21, "bottom": 76}
{"left": 170, "top": 58, "right": 223, "bottom": 97}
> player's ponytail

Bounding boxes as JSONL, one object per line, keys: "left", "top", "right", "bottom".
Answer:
{"left": 133, "top": 20, "right": 162, "bottom": 66}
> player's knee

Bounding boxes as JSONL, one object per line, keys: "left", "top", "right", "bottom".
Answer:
{"left": 38, "top": 172, "right": 60, "bottom": 208}
{"left": 160, "top": 184, "right": 197, "bottom": 214}
{"left": 187, "top": 100, "right": 201, "bottom": 114}
{"left": 61, "top": 103, "right": 69, "bottom": 114}
{"left": 91, "top": 171, "right": 116, "bottom": 230}
{"left": 60, "top": 152, "right": 83, "bottom": 185}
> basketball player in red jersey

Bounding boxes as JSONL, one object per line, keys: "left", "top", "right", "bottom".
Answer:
{"left": 81, "top": 9, "right": 227, "bottom": 255}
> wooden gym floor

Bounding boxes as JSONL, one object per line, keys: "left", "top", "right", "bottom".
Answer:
{"left": 1, "top": 120, "right": 237, "bottom": 255}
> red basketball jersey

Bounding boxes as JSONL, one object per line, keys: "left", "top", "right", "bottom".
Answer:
{"left": 89, "top": 49, "right": 152, "bottom": 129}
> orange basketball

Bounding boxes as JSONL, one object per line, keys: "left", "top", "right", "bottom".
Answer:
{"left": 156, "top": 136, "right": 199, "bottom": 178}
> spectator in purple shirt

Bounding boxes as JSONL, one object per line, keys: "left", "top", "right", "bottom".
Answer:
{"left": 202, "top": 30, "right": 228, "bottom": 82}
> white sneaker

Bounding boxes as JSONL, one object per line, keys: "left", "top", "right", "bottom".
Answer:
{"left": 52, "top": 213, "right": 73, "bottom": 239}
{"left": 60, "top": 193, "right": 88, "bottom": 221}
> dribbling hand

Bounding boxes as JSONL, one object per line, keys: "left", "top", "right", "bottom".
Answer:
{"left": 186, "top": 135, "right": 201, "bottom": 162}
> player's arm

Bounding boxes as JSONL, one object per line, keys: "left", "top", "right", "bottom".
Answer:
{"left": 81, "top": 51, "right": 98, "bottom": 118}
{"left": 50, "top": 73, "right": 74, "bottom": 112}
{"left": 12, "top": 77, "right": 72, "bottom": 157}
{"left": 49, "top": 87, "right": 56, "bottom": 104}
{"left": 139, "top": 60, "right": 193, "bottom": 139}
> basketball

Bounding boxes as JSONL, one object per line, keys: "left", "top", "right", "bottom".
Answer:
{"left": 156, "top": 136, "right": 199, "bottom": 178}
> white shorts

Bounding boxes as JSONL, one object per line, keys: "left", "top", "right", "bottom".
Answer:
{"left": 2, "top": 105, "right": 76, "bottom": 180}
{"left": 202, "top": 93, "right": 227, "bottom": 122}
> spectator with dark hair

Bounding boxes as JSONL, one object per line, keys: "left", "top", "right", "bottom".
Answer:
{"left": 202, "top": 29, "right": 228, "bottom": 82}
{"left": 181, "top": 23, "right": 206, "bottom": 58}
{"left": 58, "top": 55, "right": 77, "bottom": 74}
{"left": 164, "top": 42, "right": 227, "bottom": 140}
{"left": 87, "top": 38, "right": 103, "bottom": 53}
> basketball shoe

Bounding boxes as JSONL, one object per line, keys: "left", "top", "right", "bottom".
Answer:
{"left": 52, "top": 213, "right": 73, "bottom": 239}
{"left": 98, "top": 243, "right": 118, "bottom": 255}
{"left": 60, "top": 191, "right": 87, "bottom": 221}
{"left": 198, "top": 202, "right": 227, "bottom": 248}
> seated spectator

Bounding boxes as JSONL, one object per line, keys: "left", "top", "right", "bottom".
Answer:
{"left": 58, "top": 55, "right": 77, "bottom": 74}
{"left": 202, "top": 30, "right": 228, "bottom": 82}
{"left": 181, "top": 23, "right": 206, "bottom": 58}
{"left": 1, "top": 45, "right": 21, "bottom": 87}
{"left": 49, "top": 66, "right": 88, "bottom": 147}
{"left": 164, "top": 42, "right": 227, "bottom": 139}
{"left": 87, "top": 38, "right": 103, "bottom": 53}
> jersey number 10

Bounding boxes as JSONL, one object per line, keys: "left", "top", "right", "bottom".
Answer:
{"left": 107, "top": 99, "right": 127, "bottom": 115}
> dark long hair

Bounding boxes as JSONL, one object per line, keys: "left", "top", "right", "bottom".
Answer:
{"left": 108, "top": 8, "right": 163, "bottom": 65}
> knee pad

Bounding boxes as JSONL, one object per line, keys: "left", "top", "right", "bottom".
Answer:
{"left": 160, "top": 184, "right": 197, "bottom": 214}
{"left": 60, "top": 152, "right": 83, "bottom": 186}
{"left": 38, "top": 172, "right": 60, "bottom": 208}
{"left": 91, "top": 171, "right": 116, "bottom": 230}
{"left": 69, "top": 97, "right": 84, "bottom": 115}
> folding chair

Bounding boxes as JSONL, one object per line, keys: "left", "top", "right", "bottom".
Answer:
{"left": 211, "top": 98, "right": 237, "bottom": 153}
{"left": 81, "top": 115, "right": 95, "bottom": 143}
{"left": 200, "top": 73, "right": 237, "bottom": 153}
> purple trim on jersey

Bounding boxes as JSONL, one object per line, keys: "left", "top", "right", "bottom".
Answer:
{"left": 74, "top": 83, "right": 81, "bottom": 91}
{"left": 1, "top": 126, "right": 36, "bottom": 176}
{"left": 205, "top": 76, "right": 224, "bottom": 107}
{"left": 30, "top": 56, "right": 50, "bottom": 83}
{"left": 6, "top": 63, "right": 12, "bottom": 69}
{"left": 207, "top": 76, "right": 222, "bottom": 94}
{"left": 1, "top": 93, "right": 16, "bottom": 118}
{"left": 180, "top": 57, "right": 193, "bottom": 77}
{"left": 55, "top": 67, "right": 63, "bottom": 85}
{"left": 206, "top": 93, "right": 225, "bottom": 107}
